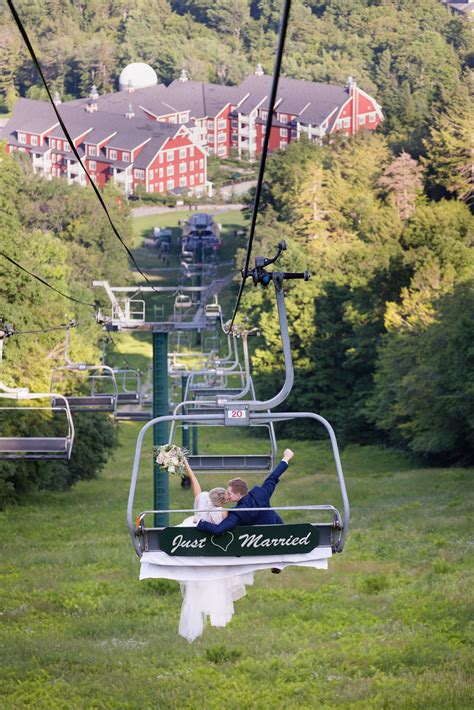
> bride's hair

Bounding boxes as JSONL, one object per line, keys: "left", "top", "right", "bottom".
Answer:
{"left": 209, "top": 487, "right": 226, "bottom": 506}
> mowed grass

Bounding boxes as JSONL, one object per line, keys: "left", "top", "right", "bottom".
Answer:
{"left": 0, "top": 421, "right": 472, "bottom": 709}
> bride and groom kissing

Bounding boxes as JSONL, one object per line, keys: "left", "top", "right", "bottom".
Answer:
{"left": 177, "top": 449, "right": 294, "bottom": 642}
{"left": 193, "top": 447, "right": 295, "bottom": 535}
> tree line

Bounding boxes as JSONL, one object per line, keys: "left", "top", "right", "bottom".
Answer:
{"left": 1, "top": 0, "right": 472, "bottom": 158}
{"left": 240, "top": 130, "right": 473, "bottom": 464}
{"left": 0, "top": 148, "right": 133, "bottom": 507}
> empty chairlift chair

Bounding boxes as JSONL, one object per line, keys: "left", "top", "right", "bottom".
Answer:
{"left": 50, "top": 364, "right": 118, "bottom": 413}
{"left": 0, "top": 392, "right": 74, "bottom": 460}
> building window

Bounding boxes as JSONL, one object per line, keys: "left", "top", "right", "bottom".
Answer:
{"left": 208, "top": 135, "right": 214, "bottom": 143}
{"left": 89, "top": 146, "right": 97, "bottom": 156}
{"left": 179, "top": 176, "right": 187, "bottom": 187}
{"left": 343, "top": 118, "right": 350, "bottom": 128}
{"left": 369, "top": 112, "right": 376, "bottom": 123}
{"left": 199, "top": 174, "right": 204, "bottom": 183}
{"left": 149, "top": 169, "right": 153, "bottom": 179}
{"left": 167, "top": 151, "right": 173, "bottom": 162}
{"left": 335, "top": 119, "right": 342, "bottom": 129}
{"left": 167, "top": 165, "right": 174, "bottom": 176}
{"left": 279, "top": 113, "right": 287, "bottom": 122}
{"left": 358, "top": 115, "right": 366, "bottom": 125}
{"left": 190, "top": 175, "right": 195, "bottom": 186}
{"left": 218, "top": 132, "right": 226, "bottom": 143}
{"left": 159, "top": 182, "right": 164, "bottom": 192}
{"left": 159, "top": 168, "right": 164, "bottom": 178}
{"left": 51, "top": 138, "right": 56, "bottom": 148}
{"left": 31, "top": 135, "right": 38, "bottom": 146}
{"left": 109, "top": 149, "right": 117, "bottom": 160}
{"left": 179, "top": 148, "right": 186, "bottom": 159}
{"left": 167, "top": 179, "right": 174, "bottom": 189}
{"left": 217, "top": 119, "right": 226, "bottom": 129}
{"left": 135, "top": 169, "right": 145, "bottom": 179}
{"left": 179, "top": 162, "right": 186, "bottom": 173}
{"left": 123, "top": 152, "right": 130, "bottom": 162}
{"left": 261, "top": 111, "right": 267, "bottom": 120}
{"left": 199, "top": 159, "right": 204, "bottom": 169}
{"left": 149, "top": 184, "right": 154, "bottom": 192}
{"left": 89, "top": 160, "right": 96, "bottom": 170}
{"left": 170, "top": 116, "right": 177, "bottom": 124}
{"left": 159, "top": 153, "right": 164, "bottom": 163}
{"left": 64, "top": 143, "right": 70, "bottom": 152}
{"left": 217, "top": 146, "right": 226, "bottom": 156}
{"left": 279, "top": 141, "right": 287, "bottom": 150}
{"left": 52, "top": 154, "right": 57, "bottom": 163}
{"left": 207, "top": 121, "right": 213, "bottom": 129}
{"left": 280, "top": 128, "right": 287, "bottom": 137}
{"left": 18, "top": 133, "right": 26, "bottom": 144}
{"left": 231, "top": 120, "right": 238, "bottom": 128}
{"left": 189, "top": 146, "right": 194, "bottom": 157}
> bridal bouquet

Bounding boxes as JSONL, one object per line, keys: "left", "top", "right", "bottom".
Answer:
{"left": 154, "top": 444, "right": 189, "bottom": 477}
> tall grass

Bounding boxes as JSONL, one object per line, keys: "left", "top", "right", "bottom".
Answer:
{"left": 1, "top": 421, "right": 472, "bottom": 709}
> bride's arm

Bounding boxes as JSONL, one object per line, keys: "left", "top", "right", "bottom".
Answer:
{"left": 184, "top": 458, "right": 201, "bottom": 497}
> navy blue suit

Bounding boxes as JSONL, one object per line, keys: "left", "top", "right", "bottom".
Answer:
{"left": 196, "top": 459, "right": 288, "bottom": 535}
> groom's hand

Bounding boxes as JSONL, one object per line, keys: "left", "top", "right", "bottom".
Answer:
{"left": 283, "top": 448, "right": 294, "bottom": 462}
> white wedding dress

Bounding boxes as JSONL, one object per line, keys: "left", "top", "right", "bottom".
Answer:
{"left": 177, "top": 491, "right": 254, "bottom": 643}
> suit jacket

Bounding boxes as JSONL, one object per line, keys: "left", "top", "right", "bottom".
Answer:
{"left": 196, "top": 459, "right": 288, "bottom": 535}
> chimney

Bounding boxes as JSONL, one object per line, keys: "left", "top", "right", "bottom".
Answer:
{"left": 255, "top": 63, "right": 264, "bottom": 77}
{"left": 179, "top": 69, "right": 189, "bottom": 83}
{"left": 86, "top": 84, "right": 99, "bottom": 113}
{"left": 53, "top": 90, "right": 62, "bottom": 106}
{"left": 125, "top": 103, "right": 135, "bottom": 119}
{"left": 345, "top": 76, "right": 357, "bottom": 95}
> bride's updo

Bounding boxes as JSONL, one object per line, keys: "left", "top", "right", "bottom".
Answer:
{"left": 209, "top": 487, "right": 226, "bottom": 506}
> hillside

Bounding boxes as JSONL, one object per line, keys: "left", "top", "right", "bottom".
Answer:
{"left": 0, "top": 417, "right": 472, "bottom": 708}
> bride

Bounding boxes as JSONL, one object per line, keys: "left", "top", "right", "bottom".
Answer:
{"left": 177, "top": 458, "right": 253, "bottom": 643}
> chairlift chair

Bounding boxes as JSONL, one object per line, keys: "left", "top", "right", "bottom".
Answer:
{"left": 50, "top": 364, "right": 118, "bottom": 413}
{"left": 0, "top": 392, "right": 74, "bottom": 460}
{"left": 127, "top": 409, "right": 349, "bottom": 564}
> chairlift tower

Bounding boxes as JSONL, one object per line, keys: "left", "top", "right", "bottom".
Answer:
{"left": 93, "top": 280, "right": 226, "bottom": 526}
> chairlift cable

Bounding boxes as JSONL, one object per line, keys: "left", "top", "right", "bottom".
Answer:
{"left": 0, "top": 251, "right": 97, "bottom": 309}
{"left": 7, "top": 0, "right": 163, "bottom": 296}
{"left": 226, "top": 0, "right": 292, "bottom": 332}
{"left": 108, "top": 334, "right": 141, "bottom": 373}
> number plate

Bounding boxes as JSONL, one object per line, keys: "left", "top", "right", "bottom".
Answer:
{"left": 224, "top": 405, "right": 249, "bottom": 426}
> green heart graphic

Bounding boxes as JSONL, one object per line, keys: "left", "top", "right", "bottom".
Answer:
{"left": 211, "top": 531, "right": 234, "bottom": 552}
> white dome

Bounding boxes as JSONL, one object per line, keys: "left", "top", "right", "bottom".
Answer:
{"left": 119, "top": 63, "right": 158, "bottom": 91}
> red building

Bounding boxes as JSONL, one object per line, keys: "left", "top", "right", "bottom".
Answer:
{"left": 4, "top": 68, "right": 383, "bottom": 195}
{"left": 5, "top": 97, "right": 209, "bottom": 196}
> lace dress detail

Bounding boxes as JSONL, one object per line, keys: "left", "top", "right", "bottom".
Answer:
{"left": 178, "top": 492, "right": 253, "bottom": 643}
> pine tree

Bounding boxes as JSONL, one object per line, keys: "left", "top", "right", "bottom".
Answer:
{"left": 379, "top": 151, "right": 424, "bottom": 221}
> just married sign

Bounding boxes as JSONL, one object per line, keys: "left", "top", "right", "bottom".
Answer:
{"left": 158, "top": 523, "right": 319, "bottom": 556}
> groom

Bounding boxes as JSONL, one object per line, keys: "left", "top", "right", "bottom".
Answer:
{"left": 196, "top": 448, "right": 294, "bottom": 536}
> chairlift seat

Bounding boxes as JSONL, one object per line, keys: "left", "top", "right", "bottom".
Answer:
{"left": 0, "top": 436, "right": 72, "bottom": 459}
{"left": 56, "top": 395, "right": 116, "bottom": 411}
{"left": 116, "top": 393, "right": 141, "bottom": 404}
{"left": 187, "top": 454, "right": 273, "bottom": 473}
{"left": 191, "top": 388, "right": 243, "bottom": 398}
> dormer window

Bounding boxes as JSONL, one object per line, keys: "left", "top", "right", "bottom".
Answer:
{"left": 64, "top": 143, "right": 70, "bottom": 152}
{"left": 109, "top": 149, "right": 117, "bottom": 160}
{"left": 18, "top": 133, "right": 26, "bottom": 144}
{"left": 31, "top": 135, "right": 38, "bottom": 146}
{"left": 89, "top": 146, "right": 97, "bottom": 157}
{"left": 279, "top": 114, "right": 287, "bottom": 123}
{"left": 123, "top": 152, "right": 130, "bottom": 162}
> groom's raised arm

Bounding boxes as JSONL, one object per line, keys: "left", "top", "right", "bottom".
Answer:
{"left": 197, "top": 511, "right": 240, "bottom": 535}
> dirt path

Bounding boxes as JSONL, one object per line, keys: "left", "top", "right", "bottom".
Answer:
{"left": 131, "top": 203, "right": 245, "bottom": 217}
